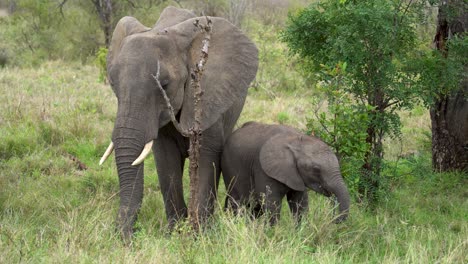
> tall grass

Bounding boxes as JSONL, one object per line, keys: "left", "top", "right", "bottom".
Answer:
{"left": 0, "top": 61, "right": 466, "bottom": 263}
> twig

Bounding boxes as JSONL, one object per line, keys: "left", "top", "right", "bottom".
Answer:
{"left": 57, "top": 0, "right": 69, "bottom": 18}
{"left": 152, "top": 61, "right": 189, "bottom": 137}
{"left": 63, "top": 152, "right": 88, "bottom": 171}
{"left": 125, "top": 0, "right": 137, "bottom": 9}
{"left": 1, "top": 228, "right": 24, "bottom": 262}
{"left": 15, "top": 95, "right": 23, "bottom": 118}
{"left": 312, "top": 100, "right": 332, "bottom": 136}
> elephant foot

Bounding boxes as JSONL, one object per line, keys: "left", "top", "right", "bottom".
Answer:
{"left": 333, "top": 214, "right": 348, "bottom": 224}
{"left": 166, "top": 207, "right": 188, "bottom": 232}
{"left": 117, "top": 226, "right": 133, "bottom": 246}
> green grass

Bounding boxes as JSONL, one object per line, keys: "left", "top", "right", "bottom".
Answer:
{"left": 1, "top": 61, "right": 467, "bottom": 263}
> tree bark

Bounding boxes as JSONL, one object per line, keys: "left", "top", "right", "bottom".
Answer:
{"left": 187, "top": 18, "right": 212, "bottom": 231}
{"left": 91, "top": 0, "right": 113, "bottom": 48}
{"left": 431, "top": 0, "right": 468, "bottom": 172}
{"left": 360, "top": 107, "right": 385, "bottom": 204}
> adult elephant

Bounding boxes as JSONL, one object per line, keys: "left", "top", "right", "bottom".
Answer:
{"left": 99, "top": 6, "right": 258, "bottom": 241}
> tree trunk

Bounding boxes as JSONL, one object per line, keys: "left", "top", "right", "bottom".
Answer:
{"left": 431, "top": 0, "right": 468, "bottom": 172}
{"left": 359, "top": 84, "right": 387, "bottom": 204}
{"left": 360, "top": 109, "right": 384, "bottom": 204}
{"left": 91, "top": 0, "right": 113, "bottom": 48}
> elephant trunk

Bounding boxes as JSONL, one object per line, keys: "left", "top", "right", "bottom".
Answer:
{"left": 327, "top": 171, "right": 350, "bottom": 223}
{"left": 113, "top": 126, "right": 146, "bottom": 242}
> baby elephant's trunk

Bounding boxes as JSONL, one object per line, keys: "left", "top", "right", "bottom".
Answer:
{"left": 327, "top": 172, "right": 350, "bottom": 223}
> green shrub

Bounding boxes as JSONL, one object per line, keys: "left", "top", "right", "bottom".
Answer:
{"left": 282, "top": 0, "right": 433, "bottom": 204}
{"left": 39, "top": 121, "right": 65, "bottom": 146}
{"left": 276, "top": 112, "right": 289, "bottom": 124}
{"left": 95, "top": 47, "right": 108, "bottom": 83}
{"left": 0, "top": 126, "right": 38, "bottom": 160}
{"left": 0, "top": 49, "right": 8, "bottom": 67}
{"left": 306, "top": 95, "right": 370, "bottom": 198}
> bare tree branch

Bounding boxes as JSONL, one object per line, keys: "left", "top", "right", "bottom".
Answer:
{"left": 126, "top": 0, "right": 137, "bottom": 8}
{"left": 90, "top": 0, "right": 113, "bottom": 47}
{"left": 399, "top": 0, "right": 414, "bottom": 25}
{"left": 188, "top": 16, "right": 212, "bottom": 231}
{"left": 226, "top": 0, "right": 249, "bottom": 28}
{"left": 152, "top": 61, "right": 190, "bottom": 137}
{"left": 57, "top": 0, "right": 69, "bottom": 18}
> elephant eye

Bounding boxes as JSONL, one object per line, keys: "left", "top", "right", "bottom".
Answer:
{"left": 159, "top": 79, "right": 169, "bottom": 89}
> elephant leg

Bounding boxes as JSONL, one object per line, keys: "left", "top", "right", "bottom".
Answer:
{"left": 264, "top": 192, "right": 283, "bottom": 226}
{"left": 195, "top": 150, "right": 221, "bottom": 224}
{"left": 154, "top": 132, "right": 188, "bottom": 230}
{"left": 224, "top": 190, "right": 242, "bottom": 213}
{"left": 193, "top": 120, "right": 228, "bottom": 225}
{"left": 287, "top": 191, "right": 309, "bottom": 224}
{"left": 256, "top": 183, "right": 284, "bottom": 225}
{"left": 222, "top": 167, "right": 253, "bottom": 216}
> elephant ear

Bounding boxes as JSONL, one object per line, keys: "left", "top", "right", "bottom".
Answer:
{"left": 107, "top": 16, "right": 149, "bottom": 72}
{"left": 165, "top": 16, "right": 258, "bottom": 131}
{"left": 259, "top": 134, "right": 306, "bottom": 191}
{"left": 154, "top": 6, "right": 196, "bottom": 30}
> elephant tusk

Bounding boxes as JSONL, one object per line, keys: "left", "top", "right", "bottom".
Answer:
{"left": 99, "top": 142, "right": 114, "bottom": 165}
{"left": 132, "top": 140, "right": 154, "bottom": 166}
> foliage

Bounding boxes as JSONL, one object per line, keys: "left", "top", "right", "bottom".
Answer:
{"left": 408, "top": 35, "right": 468, "bottom": 106}
{"left": 0, "top": 0, "right": 103, "bottom": 65}
{"left": 305, "top": 62, "right": 370, "bottom": 197}
{"left": 0, "top": 0, "right": 169, "bottom": 66}
{"left": 0, "top": 0, "right": 62, "bottom": 65}
{"left": 276, "top": 111, "right": 290, "bottom": 124}
{"left": 282, "top": 0, "right": 431, "bottom": 203}
{"left": 0, "top": 0, "right": 311, "bottom": 67}
{"left": 94, "top": 47, "right": 108, "bottom": 83}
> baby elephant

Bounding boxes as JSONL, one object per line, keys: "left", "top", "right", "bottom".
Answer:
{"left": 221, "top": 122, "right": 350, "bottom": 224}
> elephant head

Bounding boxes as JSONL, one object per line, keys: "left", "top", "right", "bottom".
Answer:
{"left": 99, "top": 6, "right": 258, "bottom": 239}
{"left": 259, "top": 134, "right": 350, "bottom": 223}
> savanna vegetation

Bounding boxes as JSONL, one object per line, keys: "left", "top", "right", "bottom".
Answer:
{"left": 0, "top": 0, "right": 466, "bottom": 263}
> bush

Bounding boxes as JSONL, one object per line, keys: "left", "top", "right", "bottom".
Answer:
{"left": 0, "top": 48, "right": 8, "bottom": 67}
{"left": 306, "top": 94, "right": 370, "bottom": 198}
{"left": 282, "top": 0, "right": 432, "bottom": 204}
{"left": 94, "top": 47, "right": 108, "bottom": 83}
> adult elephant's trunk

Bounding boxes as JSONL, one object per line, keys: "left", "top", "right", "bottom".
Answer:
{"left": 112, "top": 126, "right": 147, "bottom": 242}
{"left": 327, "top": 171, "right": 350, "bottom": 223}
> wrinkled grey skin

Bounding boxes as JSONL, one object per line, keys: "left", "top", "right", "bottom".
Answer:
{"left": 221, "top": 122, "right": 350, "bottom": 225}
{"left": 106, "top": 6, "right": 258, "bottom": 241}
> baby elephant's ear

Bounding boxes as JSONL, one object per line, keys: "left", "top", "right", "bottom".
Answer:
{"left": 259, "top": 134, "right": 306, "bottom": 191}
